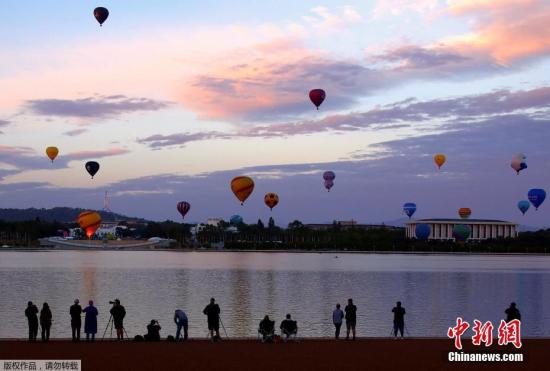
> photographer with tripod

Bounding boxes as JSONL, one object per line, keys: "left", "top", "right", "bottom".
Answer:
{"left": 109, "top": 299, "right": 126, "bottom": 340}
{"left": 203, "top": 297, "right": 222, "bottom": 341}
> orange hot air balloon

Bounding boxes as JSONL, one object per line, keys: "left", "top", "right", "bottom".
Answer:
{"left": 231, "top": 176, "right": 255, "bottom": 205}
{"left": 434, "top": 154, "right": 446, "bottom": 169}
{"left": 458, "top": 207, "right": 471, "bottom": 219}
{"left": 77, "top": 211, "right": 102, "bottom": 239}
{"left": 264, "top": 193, "right": 279, "bottom": 210}
{"left": 46, "top": 147, "right": 59, "bottom": 163}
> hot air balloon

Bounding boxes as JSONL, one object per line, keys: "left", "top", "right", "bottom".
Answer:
{"left": 415, "top": 224, "right": 431, "bottom": 240}
{"left": 403, "top": 203, "right": 417, "bottom": 219}
{"left": 528, "top": 189, "right": 546, "bottom": 210}
{"left": 93, "top": 7, "right": 109, "bottom": 26}
{"left": 230, "top": 215, "right": 243, "bottom": 225}
{"left": 434, "top": 154, "right": 446, "bottom": 169}
{"left": 309, "top": 89, "right": 326, "bottom": 110}
{"left": 176, "top": 201, "right": 191, "bottom": 220}
{"left": 77, "top": 211, "right": 101, "bottom": 239}
{"left": 511, "top": 154, "right": 527, "bottom": 175}
{"left": 517, "top": 200, "right": 530, "bottom": 215}
{"left": 85, "top": 161, "right": 100, "bottom": 178}
{"left": 264, "top": 193, "right": 279, "bottom": 210}
{"left": 458, "top": 207, "right": 471, "bottom": 219}
{"left": 231, "top": 176, "right": 254, "bottom": 205}
{"left": 452, "top": 224, "right": 471, "bottom": 243}
{"left": 45, "top": 147, "right": 59, "bottom": 163}
{"left": 323, "top": 171, "right": 335, "bottom": 191}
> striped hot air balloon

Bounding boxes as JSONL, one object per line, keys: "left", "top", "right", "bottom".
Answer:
{"left": 77, "top": 211, "right": 101, "bottom": 239}
{"left": 176, "top": 201, "right": 191, "bottom": 220}
{"left": 230, "top": 176, "right": 254, "bottom": 205}
{"left": 264, "top": 193, "right": 279, "bottom": 210}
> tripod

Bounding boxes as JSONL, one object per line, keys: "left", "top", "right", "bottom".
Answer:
{"left": 102, "top": 314, "right": 129, "bottom": 340}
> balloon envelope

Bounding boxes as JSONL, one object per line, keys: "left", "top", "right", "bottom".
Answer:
{"left": 230, "top": 215, "right": 243, "bottom": 225}
{"left": 264, "top": 193, "right": 279, "bottom": 210}
{"left": 528, "top": 189, "right": 546, "bottom": 210}
{"left": 403, "top": 203, "right": 417, "bottom": 219}
{"left": 323, "top": 171, "right": 335, "bottom": 181}
{"left": 415, "top": 224, "right": 431, "bottom": 240}
{"left": 93, "top": 7, "right": 109, "bottom": 25}
{"left": 434, "top": 154, "right": 446, "bottom": 169}
{"left": 46, "top": 147, "right": 59, "bottom": 162}
{"left": 176, "top": 201, "right": 191, "bottom": 219}
{"left": 85, "top": 161, "right": 100, "bottom": 178}
{"left": 231, "top": 176, "right": 254, "bottom": 205}
{"left": 458, "top": 207, "right": 471, "bottom": 219}
{"left": 77, "top": 211, "right": 101, "bottom": 239}
{"left": 309, "top": 89, "right": 326, "bottom": 109}
{"left": 517, "top": 200, "right": 530, "bottom": 215}
{"left": 452, "top": 224, "right": 471, "bottom": 242}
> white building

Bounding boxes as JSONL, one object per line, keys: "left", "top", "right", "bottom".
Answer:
{"left": 405, "top": 219, "right": 518, "bottom": 241}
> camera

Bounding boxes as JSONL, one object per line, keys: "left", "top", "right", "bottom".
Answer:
{"left": 109, "top": 300, "right": 118, "bottom": 305}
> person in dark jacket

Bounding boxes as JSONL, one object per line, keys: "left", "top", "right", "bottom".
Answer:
{"left": 280, "top": 314, "right": 297, "bottom": 341}
{"left": 174, "top": 309, "right": 188, "bottom": 341}
{"left": 144, "top": 320, "right": 162, "bottom": 341}
{"left": 392, "top": 301, "right": 406, "bottom": 338}
{"left": 259, "top": 315, "right": 275, "bottom": 342}
{"left": 345, "top": 298, "right": 357, "bottom": 340}
{"left": 69, "top": 299, "right": 82, "bottom": 342}
{"left": 40, "top": 303, "right": 52, "bottom": 341}
{"left": 109, "top": 299, "right": 126, "bottom": 340}
{"left": 203, "top": 298, "right": 221, "bottom": 340}
{"left": 83, "top": 300, "right": 98, "bottom": 342}
{"left": 505, "top": 302, "right": 521, "bottom": 322}
{"left": 25, "top": 301, "right": 39, "bottom": 341}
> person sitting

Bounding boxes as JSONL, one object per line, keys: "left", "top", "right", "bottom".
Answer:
{"left": 258, "top": 315, "right": 275, "bottom": 342}
{"left": 144, "top": 320, "right": 161, "bottom": 341}
{"left": 280, "top": 314, "right": 297, "bottom": 341}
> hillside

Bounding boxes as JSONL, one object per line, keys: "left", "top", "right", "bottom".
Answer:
{"left": 0, "top": 207, "right": 146, "bottom": 223}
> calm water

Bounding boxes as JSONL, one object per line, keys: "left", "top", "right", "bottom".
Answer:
{"left": 0, "top": 251, "right": 549, "bottom": 339}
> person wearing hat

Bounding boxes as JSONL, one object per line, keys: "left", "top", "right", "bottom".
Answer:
{"left": 70, "top": 299, "right": 82, "bottom": 341}
{"left": 109, "top": 299, "right": 126, "bottom": 340}
{"left": 83, "top": 300, "right": 98, "bottom": 342}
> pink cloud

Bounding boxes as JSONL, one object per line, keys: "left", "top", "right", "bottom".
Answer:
{"left": 67, "top": 148, "right": 130, "bottom": 160}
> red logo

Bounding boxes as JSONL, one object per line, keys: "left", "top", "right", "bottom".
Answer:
{"left": 448, "top": 318, "right": 522, "bottom": 349}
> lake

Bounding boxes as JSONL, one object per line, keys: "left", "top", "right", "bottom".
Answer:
{"left": 0, "top": 251, "right": 549, "bottom": 339}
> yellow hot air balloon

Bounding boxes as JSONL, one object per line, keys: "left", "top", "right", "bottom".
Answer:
{"left": 77, "top": 211, "right": 102, "bottom": 239}
{"left": 434, "top": 154, "right": 446, "bottom": 169}
{"left": 264, "top": 193, "right": 279, "bottom": 210}
{"left": 231, "top": 176, "right": 254, "bottom": 205}
{"left": 46, "top": 147, "right": 59, "bottom": 163}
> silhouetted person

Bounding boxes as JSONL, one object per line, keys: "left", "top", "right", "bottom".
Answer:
{"left": 70, "top": 299, "right": 82, "bottom": 342}
{"left": 280, "top": 314, "right": 297, "bottom": 341}
{"left": 25, "top": 301, "right": 39, "bottom": 341}
{"left": 392, "top": 301, "right": 406, "bottom": 338}
{"left": 83, "top": 300, "right": 98, "bottom": 342}
{"left": 109, "top": 299, "right": 126, "bottom": 340}
{"left": 144, "top": 320, "right": 162, "bottom": 341}
{"left": 505, "top": 302, "right": 521, "bottom": 322}
{"left": 40, "top": 303, "right": 52, "bottom": 342}
{"left": 259, "top": 315, "right": 275, "bottom": 342}
{"left": 203, "top": 298, "right": 221, "bottom": 340}
{"left": 345, "top": 298, "right": 357, "bottom": 340}
{"left": 174, "top": 309, "right": 188, "bottom": 341}
{"left": 333, "top": 303, "right": 344, "bottom": 339}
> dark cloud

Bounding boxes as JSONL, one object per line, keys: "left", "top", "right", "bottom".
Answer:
{"left": 0, "top": 119, "right": 10, "bottom": 127}
{"left": 66, "top": 148, "right": 131, "bottom": 160}
{"left": 25, "top": 95, "right": 172, "bottom": 119}
{"left": 137, "top": 132, "right": 230, "bottom": 148}
{"left": 63, "top": 128, "right": 88, "bottom": 136}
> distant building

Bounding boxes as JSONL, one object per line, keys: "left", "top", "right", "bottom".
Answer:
{"left": 306, "top": 220, "right": 400, "bottom": 231}
{"left": 207, "top": 218, "right": 224, "bottom": 227}
{"left": 405, "top": 219, "right": 518, "bottom": 240}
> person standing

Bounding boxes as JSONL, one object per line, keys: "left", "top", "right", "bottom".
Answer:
{"left": 174, "top": 309, "right": 188, "bottom": 341}
{"left": 40, "top": 303, "right": 52, "bottom": 342}
{"left": 332, "top": 303, "right": 344, "bottom": 339}
{"left": 83, "top": 300, "right": 98, "bottom": 342}
{"left": 70, "top": 299, "right": 82, "bottom": 342}
{"left": 392, "top": 301, "right": 406, "bottom": 338}
{"left": 25, "top": 301, "right": 39, "bottom": 342}
{"left": 345, "top": 298, "right": 357, "bottom": 340}
{"left": 109, "top": 299, "right": 126, "bottom": 340}
{"left": 203, "top": 298, "right": 221, "bottom": 340}
{"left": 505, "top": 302, "right": 521, "bottom": 322}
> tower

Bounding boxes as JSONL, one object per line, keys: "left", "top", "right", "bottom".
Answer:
{"left": 103, "top": 191, "right": 112, "bottom": 213}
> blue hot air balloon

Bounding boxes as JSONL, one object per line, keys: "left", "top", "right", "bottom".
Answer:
{"left": 415, "top": 224, "right": 431, "bottom": 240}
{"left": 528, "top": 189, "right": 546, "bottom": 210}
{"left": 230, "top": 215, "right": 243, "bottom": 225}
{"left": 403, "top": 203, "right": 417, "bottom": 219}
{"left": 517, "top": 200, "right": 530, "bottom": 215}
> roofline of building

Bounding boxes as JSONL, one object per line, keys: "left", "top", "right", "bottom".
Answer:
{"left": 405, "top": 219, "right": 517, "bottom": 226}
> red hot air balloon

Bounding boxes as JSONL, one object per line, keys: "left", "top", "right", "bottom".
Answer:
{"left": 177, "top": 201, "right": 191, "bottom": 220}
{"left": 309, "top": 89, "right": 326, "bottom": 110}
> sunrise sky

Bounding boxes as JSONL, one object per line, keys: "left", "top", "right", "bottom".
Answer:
{"left": 1, "top": 0, "right": 550, "bottom": 226}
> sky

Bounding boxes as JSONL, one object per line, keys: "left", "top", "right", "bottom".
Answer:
{"left": 1, "top": 0, "right": 550, "bottom": 227}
